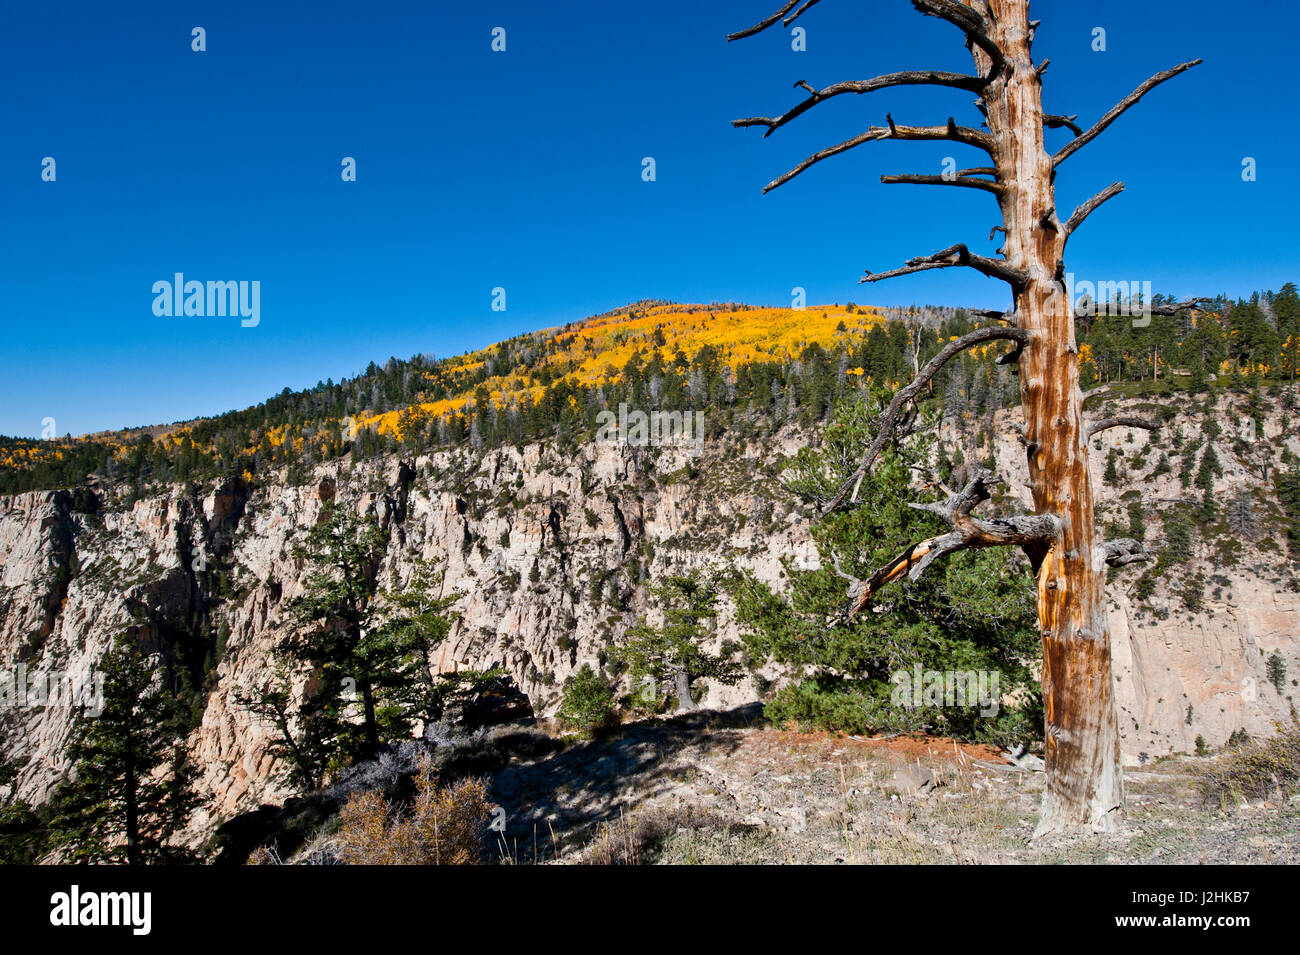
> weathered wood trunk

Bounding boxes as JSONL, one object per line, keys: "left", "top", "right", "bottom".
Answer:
{"left": 672, "top": 668, "right": 696, "bottom": 711}
{"left": 979, "top": 1, "right": 1123, "bottom": 833}
{"left": 732, "top": 0, "right": 1199, "bottom": 834}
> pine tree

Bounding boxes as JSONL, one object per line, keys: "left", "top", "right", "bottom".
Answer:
{"left": 734, "top": 393, "right": 1042, "bottom": 743}
{"left": 1161, "top": 510, "right": 1195, "bottom": 566}
{"left": 248, "top": 508, "right": 461, "bottom": 785}
{"left": 0, "top": 759, "right": 44, "bottom": 864}
{"left": 1228, "top": 491, "right": 1256, "bottom": 540}
{"left": 49, "top": 634, "right": 195, "bottom": 864}
{"left": 1195, "top": 445, "right": 1222, "bottom": 522}
{"left": 1276, "top": 465, "right": 1300, "bottom": 556}
{"left": 613, "top": 574, "right": 742, "bottom": 710}
{"left": 1266, "top": 650, "right": 1287, "bottom": 695}
{"left": 556, "top": 664, "right": 617, "bottom": 733}
{"left": 1104, "top": 448, "right": 1120, "bottom": 485}
{"left": 1127, "top": 501, "right": 1145, "bottom": 541}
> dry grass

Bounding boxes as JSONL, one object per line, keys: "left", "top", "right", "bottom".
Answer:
{"left": 333, "top": 760, "right": 494, "bottom": 865}
{"left": 579, "top": 803, "right": 739, "bottom": 865}
{"left": 1197, "top": 723, "right": 1300, "bottom": 809}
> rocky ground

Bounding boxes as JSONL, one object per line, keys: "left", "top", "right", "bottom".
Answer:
{"left": 477, "top": 707, "right": 1299, "bottom": 865}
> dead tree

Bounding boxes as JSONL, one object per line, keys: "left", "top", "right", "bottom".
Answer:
{"left": 730, "top": 0, "right": 1200, "bottom": 835}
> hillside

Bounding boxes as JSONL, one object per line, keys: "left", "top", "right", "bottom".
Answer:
{"left": 3, "top": 293, "right": 1300, "bottom": 861}
{"left": 5, "top": 286, "right": 1296, "bottom": 500}
{"left": 0, "top": 301, "right": 890, "bottom": 494}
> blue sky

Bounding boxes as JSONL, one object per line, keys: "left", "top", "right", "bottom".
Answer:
{"left": 1, "top": 0, "right": 1296, "bottom": 437}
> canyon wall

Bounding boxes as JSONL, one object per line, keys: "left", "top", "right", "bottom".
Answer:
{"left": 1, "top": 396, "right": 1296, "bottom": 835}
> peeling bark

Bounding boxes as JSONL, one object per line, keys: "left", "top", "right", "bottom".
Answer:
{"left": 732, "top": 0, "right": 1200, "bottom": 834}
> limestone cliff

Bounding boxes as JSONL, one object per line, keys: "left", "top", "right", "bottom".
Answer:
{"left": 1, "top": 394, "right": 1296, "bottom": 836}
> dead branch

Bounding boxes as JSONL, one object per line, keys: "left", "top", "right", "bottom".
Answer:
{"left": 910, "top": 0, "right": 1004, "bottom": 65}
{"left": 759, "top": 119, "right": 995, "bottom": 193}
{"left": 1044, "top": 113, "right": 1082, "bottom": 136}
{"left": 862, "top": 243, "right": 1028, "bottom": 287}
{"left": 1088, "top": 415, "right": 1160, "bottom": 438}
{"left": 880, "top": 173, "right": 1004, "bottom": 195}
{"left": 1147, "top": 298, "right": 1215, "bottom": 316}
{"left": 1053, "top": 60, "right": 1203, "bottom": 166}
{"left": 1064, "top": 181, "right": 1125, "bottom": 237}
{"left": 849, "top": 469, "right": 1060, "bottom": 615}
{"left": 727, "top": 0, "right": 821, "bottom": 41}
{"left": 821, "top": 325, "right": 1030, "bottom": 516}
{"left": 1081, "top": 385, "right": 1112, "bottom": 404}
{"left": 733, "top": 71, "right": 986, "bottom": 136}
{"left": 830, "top": 551, "right": 868, "bottom": 608}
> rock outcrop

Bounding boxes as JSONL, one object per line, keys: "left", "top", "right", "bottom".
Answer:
{"left": 1, "top": 394, "right": 1296, "bottom": 838}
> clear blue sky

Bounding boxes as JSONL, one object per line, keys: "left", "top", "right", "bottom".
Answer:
{"left": 1, "top": 0, "right": 1296, "bottom": 437}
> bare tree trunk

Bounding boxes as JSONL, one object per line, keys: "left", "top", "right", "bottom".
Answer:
{"left": 360, "top": 678, "right": 381, "bottom": 758}
{"left": 672, "top": 668, "right": 695, "bottom": 711}
{"left": 978, "top": 2, "right": 1122, "bottom": 833}
{"left": 732, "top": 0, "right": 1198, "bottom": 834}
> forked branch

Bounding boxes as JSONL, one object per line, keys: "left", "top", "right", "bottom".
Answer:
{"left": 727, "top": 0, "right": 822, "bottom": 41}
{"left": 759, "top": 119, "right": 995, "bottom": 193}
{"left": 862, "top": 243, "right": 1028, "bottom": 287}
{"left": 848, "top": 469, "right": 1060, "bottom": 616}
{"left": 822, "top": 325, "right": 1030, "bottom": 516}
{"left": 910, "top": 0, "right": 1004, "bottom": 66}
{"left": 1044, "top": 113, "right": 1083, "bottom": 136}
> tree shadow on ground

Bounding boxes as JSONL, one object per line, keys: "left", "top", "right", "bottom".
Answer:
{"left": 487, "top": 703, "right": 761, "bottom": 863}
{"left": 213, "top": 703, "right": 762, "bottom": 864}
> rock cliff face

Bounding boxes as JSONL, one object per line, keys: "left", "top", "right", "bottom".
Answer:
{"left": 981, "top": 391, "right": 1300, "bottom": 763}
{"left": 1, "top": 396, "right": 1296, "bottom": 834}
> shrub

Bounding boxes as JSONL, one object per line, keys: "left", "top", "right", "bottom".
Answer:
{"left": 336, "top": 762, "right": 493, "bottom": 864}
{"left": 1267, "top": 650, "right": 1288, "bottom": 694}
{"left": 556, "top": 665, "right": 617, "bottom": 734}
{"left": 1197, "top": 724, "right": 1300, "bottom": 808}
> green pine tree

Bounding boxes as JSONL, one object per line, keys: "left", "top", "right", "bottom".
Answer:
{"left": 556, "top": 664, "right": 617, "bottom": 734}
{"left": 613, "top": 574, "right": 743, "bottom": 711}
{"left": 49, "top": 634, "right": 195, "bottom": 864}
{"left": 733, "top": 392, "right": 1042, "bottom": 743}
{"left": 245, "top": 508, "right": 461, "bottom": 787}
{"left": 1266, "top": 650, "right": 1287, "bottom": 695}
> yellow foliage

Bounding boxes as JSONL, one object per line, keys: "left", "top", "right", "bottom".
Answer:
{"left": 345, "top": 304, "right": 881, "bottom": 439}
{"left": 5, "top": 303, "right": 886, "bottom": 463}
